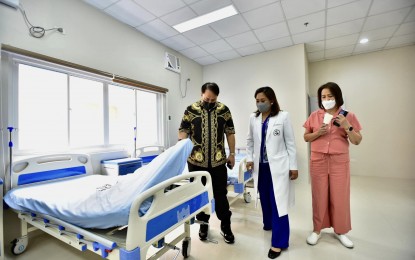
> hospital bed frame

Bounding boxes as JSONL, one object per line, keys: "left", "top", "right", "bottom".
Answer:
{"left": 227, "top": 156, "right": 253, "bottom": 205}
{"left": 135, "top": 145, "right": 165, "bottom": 165}
{"left": 6, "top": 154, "right": 213, "bottom": 260}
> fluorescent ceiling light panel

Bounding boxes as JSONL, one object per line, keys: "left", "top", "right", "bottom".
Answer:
{"left": 173, "top": 5, "right": 238, "bottom": 33}
{"left": 360, "top": 38, "right": 369, "bottom": 44}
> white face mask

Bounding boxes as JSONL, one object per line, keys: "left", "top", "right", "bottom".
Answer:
{"left": 322, "top": 99, "right": 336, "bottom": 110}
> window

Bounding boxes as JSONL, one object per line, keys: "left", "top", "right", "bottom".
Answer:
{"left": 18, "top": 64, "right": 68, "bottom": 151}
{"left": 136, "top": 91, "right": 159, "bottom": 146}
{"left": 69, "top": 76, "right": 104, "bottom": 147}
{"left": 10, "top": 55, "right": 166, "bottom": 154}
{"left": 108, "top": 84, "right": 135, "bottom": 146}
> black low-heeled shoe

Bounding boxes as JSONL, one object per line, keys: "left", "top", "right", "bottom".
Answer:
{"left": 268, "top": 249, "right": 281, "bottom": 259}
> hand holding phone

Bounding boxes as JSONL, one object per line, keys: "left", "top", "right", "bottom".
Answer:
{"left": 333, "top": 110, "right": 348, "bottom": 127}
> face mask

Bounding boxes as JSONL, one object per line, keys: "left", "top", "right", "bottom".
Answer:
{"left": 322, "top": 99, "right": 336, "bottom": 110}
{"left": 257, "top": 101, "right": 271, "bottom": 113}
{"left": 203, "top": 101, "right": 215, "bottom": 110}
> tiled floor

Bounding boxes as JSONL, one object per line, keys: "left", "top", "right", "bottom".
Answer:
{"left": 3, "top": 176, "right": 415, "bottom": 260}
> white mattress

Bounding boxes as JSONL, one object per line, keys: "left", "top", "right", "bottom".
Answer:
{"left": 4, "top": 139, "right": 193, "bottom": 229}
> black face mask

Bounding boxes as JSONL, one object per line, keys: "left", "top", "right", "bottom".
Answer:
{"left": 203, "top": 101, "right": 215, "bottom": 110}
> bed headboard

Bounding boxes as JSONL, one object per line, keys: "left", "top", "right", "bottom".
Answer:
{"left": 8, "top": 154, "right": 93, "bottom": 190}
{"left": 136, "top": 145, "right": 165, "bottom": 157}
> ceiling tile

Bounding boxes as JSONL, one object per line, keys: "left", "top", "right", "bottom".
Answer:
{"left": 237, "top": 43, "right": 266, "bottom": 56}
{"left": 281, "top": 0, "right": 325, "bottom": 19}
{"left": 243, "top": 2, "right": 285, "bottom": 29}
{"left": 84, "top": 0, "right": 415, "bottom": 65}
{"left": 369, "top": 0, "right": 415, "bottom": 16}
{"left": 354, "top": 38, "right": 389, "bottom": 53}
{"left": 292, "top": 28, "right": 325, "bottom": 44}
{"left": 209, "top": 15, "right": 251, "bottom": 38}
{"left": 287, "top": 11, "right": 325, "bottom": 34}
{"left": 254, "top": 22, "right": 290, "bottom": 42}
{"left": 136, "top": 19, "right": 178, "bottom": 41}
{"left": 133, "top": 0, "right": 185, "bottom": 17}
{"left": 360, "top": 26, "right": 398, "bottom": 42}
{"left": 105, "top": 0, "right": 156, "bottom": 27}
{"left": 232, "top": 0, "right": 278, "bottom": 13}
{"left": 200, "top": 39, "right": 233, "bottom": 54}
{"left": 262, "top": 36, "right": 293, "bottom": 51}
{"left": 180, "top": 46, "right": 209, "bottom": 59}
{"left": 226, "top": 31, "right": 260, "bottom": 49}
{"left": 194, "top": 55, "right": 220, "bottom": 65}
{"left": 395, "top": 21, "right": 415, "bottom": 36}
{"left": 307, "top": 50, "right": 325, "bottom": 62}
{"left": 325, "top": 45, "right": 354, "bottom": 59}
{"left": 385, "top": 33, "right": 415, "bottom": 48}
{"left": 213, "top": 50, "right": 241, "bottom": 61}
{"left": 327, "top": 0, "right": 371, "bottom": 25}
{"left": 327, "top": 0, "right": 356, "bottom": 8}
{"left": 405, "top": 7, "right": 415, "bottom": 22}
{"left": 161, "top": 34, "right": 196, "bottom": 50}
{"left": 84, "top": 0, "right": 118, "bottom": 10}
{"left": 363, "top": 7, "right": 412, "bottom": 31}
{"left": 189, "top": 0, "right": 233, "bottom": 15}
{"left": 326, "top": 19, "right": 365, "bottom": 39}
{"left": 326, "top": 34, "right": 359, "bottom": 49}
{"left": 160, "top": 7, "right": 197, "bottom": 26}
{"left": 182, "top": 26, "right": 221, "bottom": 45}
{"left": 305, "top": 41, "right": 325, "bottom": 52}
{"left": 183, "top": 0, "right": 199, "bottom": 4}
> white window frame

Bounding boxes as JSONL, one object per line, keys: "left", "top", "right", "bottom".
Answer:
{"left": 3, "top": 51, "right": 167, "bottom": 155}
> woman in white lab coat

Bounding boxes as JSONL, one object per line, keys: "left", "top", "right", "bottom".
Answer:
{"left": 246, "top": 86, "right": 298, "bottom": 259}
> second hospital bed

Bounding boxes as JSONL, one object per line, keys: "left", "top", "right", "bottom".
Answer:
{"left": 135, "top": 145, "right": 253, "bottom": 205}
{"left": 4, "top": 139, "right": 214, "bottom": 260}
{"left": 226, "top": 148, "right": 253, "bottom": 205}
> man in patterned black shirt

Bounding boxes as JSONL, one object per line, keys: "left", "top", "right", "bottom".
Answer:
{"left": 178, "top": 82, "right": 236, "bottom": 244}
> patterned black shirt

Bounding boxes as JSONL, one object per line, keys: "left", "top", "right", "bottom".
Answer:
{"left": 179, "top": 100, "right": 235, "bottom": 168}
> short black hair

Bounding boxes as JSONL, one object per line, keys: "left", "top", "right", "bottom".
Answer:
{"left": 254, "top": 86, "right": 281, "bottom": 117}
{"left": 317, "top": 82, "right": 344, "bottom": 109}
{"left": 201, "top": 82, "right": 220, "bottom": 96}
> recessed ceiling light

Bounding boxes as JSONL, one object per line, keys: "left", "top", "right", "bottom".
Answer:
{"left": 173, "top": 5, "right": 238, "bottom": 33}
{"left": 360, "top": 38, "right": 369, "bottom": 44}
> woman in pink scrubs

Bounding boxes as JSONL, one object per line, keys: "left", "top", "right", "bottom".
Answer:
{"left": 303, "top": 82, "right": 362, "bottom": 248}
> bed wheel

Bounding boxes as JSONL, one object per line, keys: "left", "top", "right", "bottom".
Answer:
{"left": 182, "top": 237, "right": 191, "bottom": 258}
{"left": 243, "top": 192, "right": 252, "bottom": 203}
{"left": 11, "top": 237, "right": 28, "bottom": 255}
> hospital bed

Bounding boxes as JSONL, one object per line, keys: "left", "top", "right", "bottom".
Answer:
{"left": 135, "top": 144, "right": 252, "bottom": 205}
{"left": 226, "top": 148, "right": 253, "bottom": 205}
{"left": 0, "top": 178, "right": 4, "bottom": 260}
{"left": 135, "top": 145, "right": 253, "bottom": 204}
{"left": 135, "top": 145, "right": 165, "bottom": 165}
{"left": 4, "top": 141, "right": 214, "bottom": 259}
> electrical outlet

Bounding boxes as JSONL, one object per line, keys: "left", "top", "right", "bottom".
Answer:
{"left": 0, "top": 0, "right": 19, "bottom": 9}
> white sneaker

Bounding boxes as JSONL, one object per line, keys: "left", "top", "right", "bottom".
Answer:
{"left": 335, "top": 234, "right": 354, "bottom": 248}
{"left": 306, "top": 232, "right": 321, "bottom": 245}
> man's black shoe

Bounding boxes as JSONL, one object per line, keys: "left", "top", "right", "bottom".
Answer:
{"left": 220, "top": 225, "right": 235, "bottom": 244}
{"left": 199, "top": 223, "right": 208, "bottom": 241}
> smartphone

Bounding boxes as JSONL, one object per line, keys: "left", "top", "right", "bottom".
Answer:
{"left": 333, "top": 110, "right": 348, "bottom": 127}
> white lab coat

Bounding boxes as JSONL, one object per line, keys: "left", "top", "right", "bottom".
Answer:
{"left": 246, "top": 111, "right": 298, "bottom": 217}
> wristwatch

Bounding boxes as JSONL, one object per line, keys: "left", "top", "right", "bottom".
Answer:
{"left": 347, "top": 126, "right": 354, "bottom": 132}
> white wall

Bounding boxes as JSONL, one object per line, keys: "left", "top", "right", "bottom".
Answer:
{"left": 309, "top": 45, "right": 415, "bottom": 179}
{"left": 0, "top": 0, "right": 204, "bottom": 181}
{"left": 203, "top": 44, "right": 310, "bottom": 184}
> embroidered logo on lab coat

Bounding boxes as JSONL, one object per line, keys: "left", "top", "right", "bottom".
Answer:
{"left": 273, "top": 129, "right": 280, "bottom": 136}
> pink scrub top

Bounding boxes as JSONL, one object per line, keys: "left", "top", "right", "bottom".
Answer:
{"left": 303, "top": 108, "right": 362, "bottom": 154}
